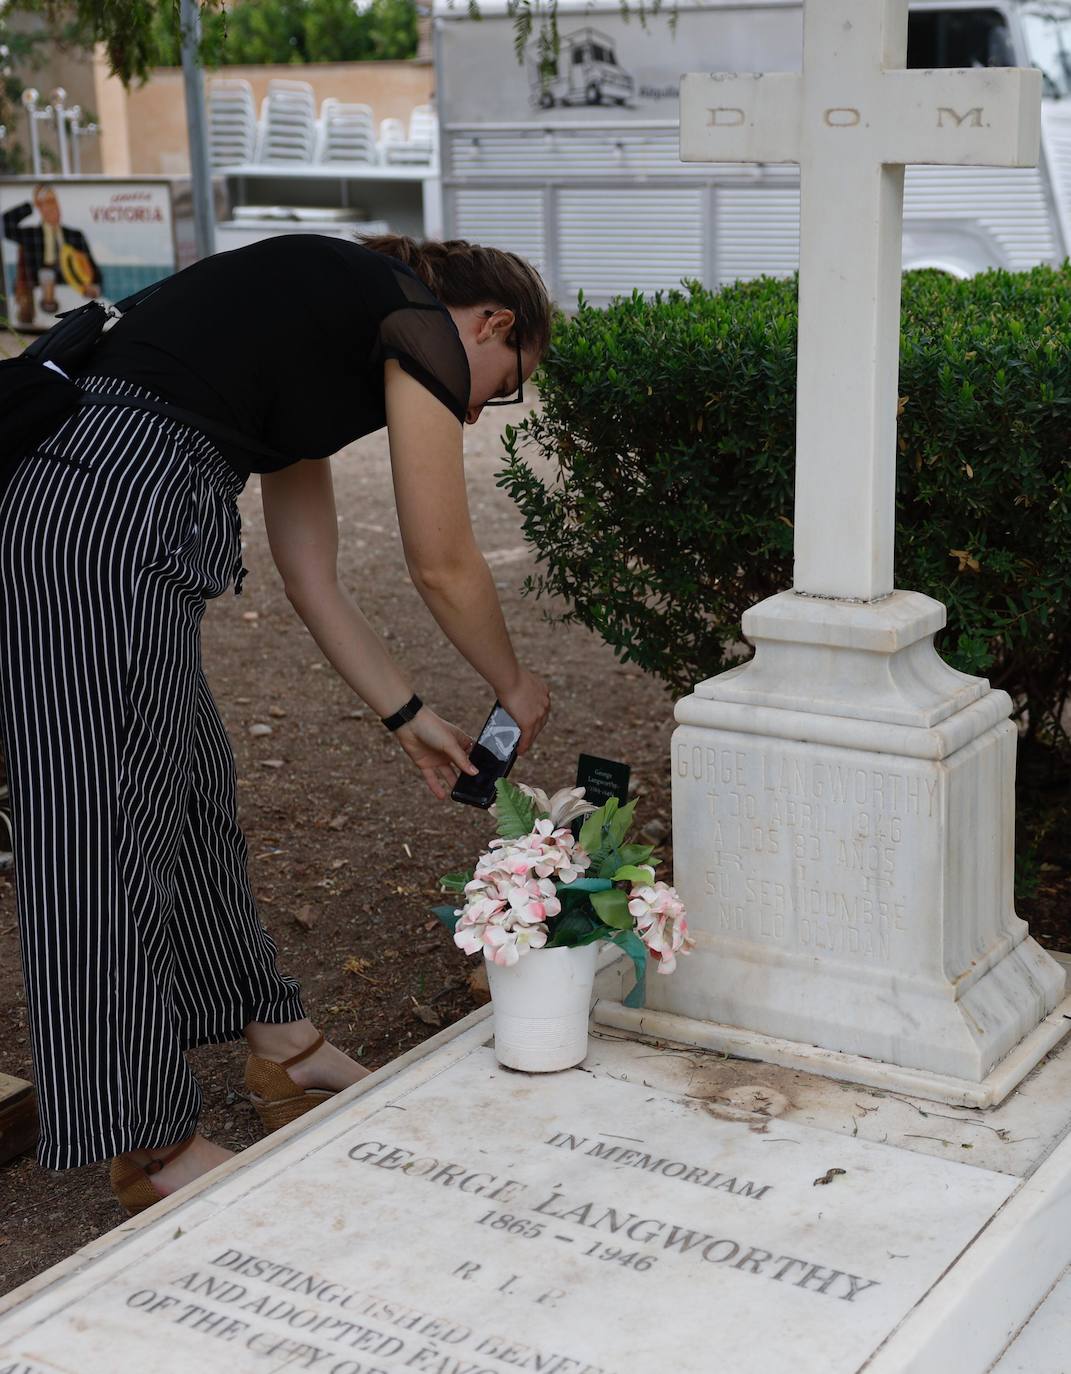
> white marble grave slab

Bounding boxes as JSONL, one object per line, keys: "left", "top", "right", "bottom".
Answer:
{"left": 0, "top": 1022, "right": 1022, "bottom": 1374}
{"left": 991, "top": 1264, "right": 1071, "bottom": 1373}
{"left": 583, "top": 1022, "right": 1071, "bottom": 1180}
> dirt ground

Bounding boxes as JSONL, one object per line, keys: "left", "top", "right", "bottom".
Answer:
{"left": 0, "top": 404, "right": 1067, "bottom": 1297}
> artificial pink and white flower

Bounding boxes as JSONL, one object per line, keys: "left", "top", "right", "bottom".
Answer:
{"left": 462, "top": 872, "right": 513, "bottom": 907}
{"left": 507, "top": 876, "right": 561, "bottom": 926}
{"left": 453, "top": 918, "right": 488, "bottom": 957}
{"left": 478, "top": 840, "right": 541, "bottom": 881}
{"left": 452, "top": 820, "right": 590, "bottom": 962}
{"left": 475, "top": 824, "right": 592, "bottom": 888}
{"left": 480, "top": 922, "right": 550, "bottom": 966}
{"left": 628, "top": 880, "right": 695, "bottom": 974}
{"left": 481, "top": 924, "right": 521, "bottom": 966}
{"left": 513, "top": 923, "right": 549, "bottom": 956}
{"left": 521, "top": 820, "right": 592, "bottom": 884}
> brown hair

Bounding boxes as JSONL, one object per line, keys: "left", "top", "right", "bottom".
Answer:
{"left": 360, "top": 234, "right": 553, "bottom": 359}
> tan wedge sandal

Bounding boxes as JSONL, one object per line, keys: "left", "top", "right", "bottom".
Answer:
{"left": 245, "top": 1032, "right": 335, "bottom": 1133}
{"left": 109, "top": 1135, "right": 196, "bottom": 1217}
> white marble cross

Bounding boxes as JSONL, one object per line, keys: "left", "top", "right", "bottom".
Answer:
{"left": 680, "top": 0, "right": 1041, "bottom": 601}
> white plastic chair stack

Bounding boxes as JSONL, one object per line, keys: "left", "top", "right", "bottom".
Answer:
{"left": 207, "top": 78, "right": 257, "bottom": 168}
{"left": 255, "top": 79, "right": 317, "bottom": 164}
{"left": 376, "top": 117, "right": 405, "bottom": 164}
{"left": 409, "top": 105, "right": 438, "bottom": 154}
{"left": 316, "top": 99, "right": 377, "bottom": 164}
{"left": 382, "top": 104, "right": 438, "bottom": 165}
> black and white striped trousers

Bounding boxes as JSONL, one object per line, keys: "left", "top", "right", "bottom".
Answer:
{"left": 0, "top": 373, "right": 305, "bottom": 1170}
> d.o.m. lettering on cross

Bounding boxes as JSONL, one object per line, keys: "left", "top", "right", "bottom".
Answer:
{"left": 707, "top": 107, "right": 746, "bottom": 127}
{"left": 938, "top": 105, "right": 985, "bottom": 127}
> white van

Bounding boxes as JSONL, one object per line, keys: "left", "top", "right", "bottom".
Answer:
{"left": 434, "top": 0, "right": 1071, "bottom": 303}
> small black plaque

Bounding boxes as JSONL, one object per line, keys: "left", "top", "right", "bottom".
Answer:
{"left": 573, "top": 754, "right": 631, "bottom": 837}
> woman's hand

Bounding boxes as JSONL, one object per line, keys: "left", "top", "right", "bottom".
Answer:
{"left": 497, "top": 668, "right": 551, "bottom": 756}
{"left": 395, "top": 707, "right": 479, "bottom": 801}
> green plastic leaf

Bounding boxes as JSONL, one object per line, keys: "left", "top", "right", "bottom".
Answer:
{"left": 611, "top": 929, "right": 648, "bottom": 1009}
{"left": 546, "top": 909, "right": 602, "bottom": 948}
{"left": 617, "top": 844, "right": 656, "bottom": 868}
{"left": 578, "top": 804, "right": 609, "bottom": 855}
{"left": 431, "top": 904, "right": 461, "bottom": 932}
{"left": 595, "top": 846, "right": 623, "bottom": 879}
{"left": 607, "top": 799, "right": 638, "bottom": 847}
{"left": 556, "top": 876, "right": 613, "bottom": 892}
{"left": 611, "top": 864, "right": 655, "bottom": 885}
{"left": 493, "top": 778, "right": 537, "bottom": 840}
{"left": 590, "top": 886, "right": 632, "bottom": 929}
{"left": 439, "top": 871, "right": 473, "bottom": 893}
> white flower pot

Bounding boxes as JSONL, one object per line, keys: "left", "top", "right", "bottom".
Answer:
{"left": 484, "top": 942, "right": 599, "bottom": 1072}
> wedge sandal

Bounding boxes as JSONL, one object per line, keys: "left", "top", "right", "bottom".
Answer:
{"left": 245, "top": 1032, "right": 335, "bottom": 1133}
{"left": 109, "top": 1135, "right": 196, "bottom": 1216}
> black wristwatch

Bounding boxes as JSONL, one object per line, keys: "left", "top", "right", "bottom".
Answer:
{"left": 381, "top": 693, "right": 424, "bottom": 732}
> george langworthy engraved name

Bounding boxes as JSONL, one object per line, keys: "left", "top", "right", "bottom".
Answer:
{"left": 706, "top": 104, "right": 986, "bottom": 128}
{"left": 345, "top": 1138, "right": 880, "bottom": 1303}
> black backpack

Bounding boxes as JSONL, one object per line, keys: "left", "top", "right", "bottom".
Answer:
{"left": 1, "top": 282, "right": 285, "bottom": 470}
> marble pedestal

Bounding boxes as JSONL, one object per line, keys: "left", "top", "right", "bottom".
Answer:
{"left": 630, "top": 590, "right": 1067, "bottom": 1102}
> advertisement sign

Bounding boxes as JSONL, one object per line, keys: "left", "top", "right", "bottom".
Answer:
{"left": 1, "top": 178, "right": 176, "bottom": 330}
{"left": 439, "top": 6, "right": 803, "bottom": 125}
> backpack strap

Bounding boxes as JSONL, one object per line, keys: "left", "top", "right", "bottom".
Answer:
{"left": 31, "top": 280, "right": 289, "bottom": 468}
{"left": 114, "top": 281, "right": 167, "bottom": 312}
{"left": 79, "top": 392, "right": 288, "bottom": 468}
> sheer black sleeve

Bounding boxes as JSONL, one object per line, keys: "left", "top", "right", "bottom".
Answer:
{"left": 379, "top": 269, "right": 470, "bottom": 425}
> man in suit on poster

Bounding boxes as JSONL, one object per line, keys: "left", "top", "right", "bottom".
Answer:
{"left": 3, "top": 183, "right": 102, "bottom": 325}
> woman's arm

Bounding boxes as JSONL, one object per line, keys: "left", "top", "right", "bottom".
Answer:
{"left": 260, "top": 456, "right": 478, "bottom": 799}
{"left": 260, "top": 456, "right": 414, "bottom": 719}
{"left": 384, "top": 360, "right": 524, "bottom": 696}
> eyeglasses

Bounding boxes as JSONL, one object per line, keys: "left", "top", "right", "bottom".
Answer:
{"left": 480, "top": 314, "right": 525, "bottom": 407}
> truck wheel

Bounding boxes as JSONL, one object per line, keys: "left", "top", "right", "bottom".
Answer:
{"left": 585, "top": 83, "right": 602, "bottom": 105}
{"left": 539, "top": 90, "right": 554, "bottom": 109}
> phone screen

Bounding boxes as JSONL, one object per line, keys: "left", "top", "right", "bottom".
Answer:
{"left": 451, "top": 702, "right": 522, "bottom": 808}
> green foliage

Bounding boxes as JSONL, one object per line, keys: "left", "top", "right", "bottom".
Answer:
{"left": 0, "top": 7, "right": 104, "bottom": 175}
{"left": 505, "top": 0, "right": 675, "bottom": 87}
{"left": 610, "top": 929, "right": 648, "bottom": 1009}
{"left": 365, "top": 0, "right": 417, "bottom": 61}
{"left": 493, "top": 777, "right": 537, "bottom": 840}
{"left": 616, "top": 843, "right": 657, "bottom": 868}
{"left": 145, "top": 0, "right": 418, "bottom": 67}
{"left": 611, "top": 864, "right": 656, "bottom": 884}
{"left": 431, "top": 904, "right": 461, "bottom": 931}
{"left": 590, "top": 886, "right": 631, "bottom": 928}
{"left": 14, "top": 0, "right": 166, "bottom": 85}
{"left": 499, "top": 267, "right": 1071, "bottom": 748}
{"left": 305, "top": 0, "right": 369, "bottom": 62}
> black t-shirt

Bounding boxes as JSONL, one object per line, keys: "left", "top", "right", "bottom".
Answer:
{"left": 82, "top": 235, "right": 470, "bottom": 476}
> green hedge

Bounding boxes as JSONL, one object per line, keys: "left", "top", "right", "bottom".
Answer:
{"left": 498, "top": 267, "right": 1071, "bottom": 747}
{"left": 148, "top": 0, "right": 418, "bottom": 67}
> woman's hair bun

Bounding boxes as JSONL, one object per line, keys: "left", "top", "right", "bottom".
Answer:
{"left": 361, "top": 233, "right": 553, "bottom": 358}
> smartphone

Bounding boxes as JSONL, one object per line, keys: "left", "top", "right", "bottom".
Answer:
{"left": 451, "top": 700, "right": 522, "bottom": 809}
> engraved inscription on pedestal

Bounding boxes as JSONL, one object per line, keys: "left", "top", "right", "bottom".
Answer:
{"left": 674, "top": 738, "right": 936, "bottom": 971}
